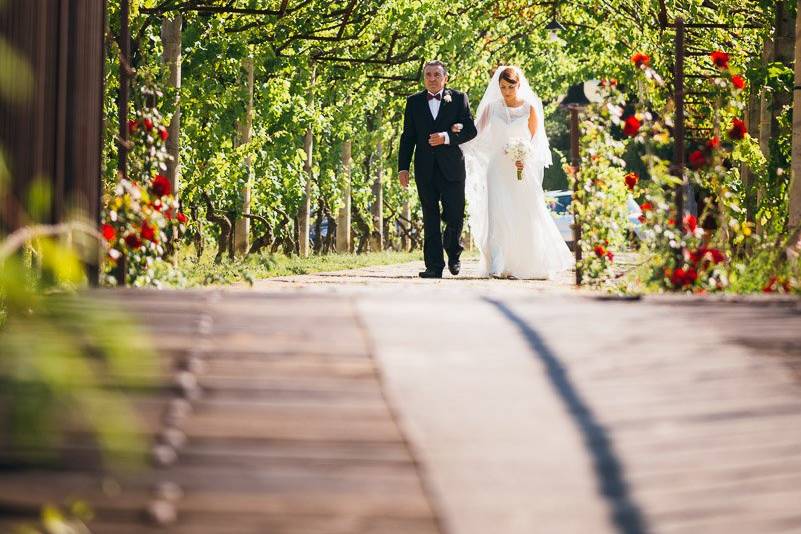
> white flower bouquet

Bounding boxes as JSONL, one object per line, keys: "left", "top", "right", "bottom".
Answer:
{"left": 504, "top": 137, "right": 532, "bottom": 180}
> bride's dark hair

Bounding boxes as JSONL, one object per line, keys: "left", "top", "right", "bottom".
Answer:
{"left": 499, "top": 67, "right": 519, "bottom": 85}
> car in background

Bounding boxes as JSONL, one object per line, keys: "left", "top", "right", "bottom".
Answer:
{"left": 544, "top": 190, "right": 644, "bottom": 246}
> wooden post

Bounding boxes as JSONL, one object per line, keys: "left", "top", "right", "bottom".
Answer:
{"left": 370, "top": 110, "right": 384, "bottom": 252}
{"left": 234, "top": 55, "right": 254, "bottom": 256}
{"left": 569, "top": 104, "right": 582, "bottom": 286}
{"left": 787, "top": 0, "right": 801, "bottom": 254}
{"left": 673, "top": 18, "right": 686, "bottom": 238}
{"left": 298, "top": 62, "right": 316, "bottom": 258}
{"left": 401, "top": 199, "right": 411, "bottom": 251}
{"left": 118, "top": 0, "right": 130, "bottom": 179}
{"left": 161, "top": 13, "right": 182, "bottom": 193}
{"left": 336, "top": 136, "right": 352, "bottom": 253}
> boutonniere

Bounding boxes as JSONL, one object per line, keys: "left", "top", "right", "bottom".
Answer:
{"left": 442, "top": 91, "right": 452, "bottom": 103}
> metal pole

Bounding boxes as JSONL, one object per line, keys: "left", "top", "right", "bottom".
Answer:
{"left": 673, "top": 18, "right": 686, "bottom": 234}
{"left": 117, "top": 0, "right": 130, "bottom": 178}
{"left": 569, "top": 104, "right": 582, "bottom": 286}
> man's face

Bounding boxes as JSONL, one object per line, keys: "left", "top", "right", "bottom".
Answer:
{"left": 424, "top": 65, "right": 448, "bottom": 95}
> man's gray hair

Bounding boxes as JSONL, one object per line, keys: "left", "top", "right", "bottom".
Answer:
{"left": 423, "top": 60, "right": 448, "bottom": 76}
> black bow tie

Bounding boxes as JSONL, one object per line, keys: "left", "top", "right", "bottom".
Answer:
{"left": 427, "top": 92, "right": 441, "bottom": 101}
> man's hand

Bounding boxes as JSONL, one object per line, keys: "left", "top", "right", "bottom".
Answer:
{"left": 399, "top": 170, "right": 410, "bottom": 188}
{"left": 451, "top": 123, "right": 464, "bottom": 134}
{"left": 428, "top": 132, "right": 447, "bottom": 146}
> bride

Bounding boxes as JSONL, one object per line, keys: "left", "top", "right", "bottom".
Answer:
{"left": 457, "top": 65, "right": 573, "bottom": 279}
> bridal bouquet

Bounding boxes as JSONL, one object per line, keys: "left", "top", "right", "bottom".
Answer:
{"left": 504, "top": 137, "right": 532, "bottom": 180}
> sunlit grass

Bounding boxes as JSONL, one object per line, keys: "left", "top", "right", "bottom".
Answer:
{"left": 176, "top": 245, "right": 425, "bottom": 286}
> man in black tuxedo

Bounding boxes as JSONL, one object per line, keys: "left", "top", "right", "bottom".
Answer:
{"left": 398, "top": 60, "right": 478, "bottom": 278}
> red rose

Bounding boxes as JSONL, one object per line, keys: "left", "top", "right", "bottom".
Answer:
{"left": 623, "top": 115, "right": 641, "bottom": 137}
{"left": 594, "top": 245, "right": 607, "bottom": 257}
{"left": 706, "top": 136, "right": 720, "bottom": 150}
{"left": 638, "top": 202, "right": 652, "bottom": 223}
{"left": 624, "top": 172, "right": 639, "bottom": 190}
{"left": 667, "top": 218, "right": 676, "bottom": 226}
{"left": 671, "top": 267, "right": 687, "bottom": 287}
{"left": 128, "top": 120, "right": 138, "bottom": 134}
{"left": 710, "top": 50, "right": 730, "bottom": 70}
{"left": 144, "top": 118, "right": 154, "bottom": 130}
{"left": 101, "top": 223, "right": 116, "bottom": 241}
{"left": 684, "top": 267, "right": 698, "bottom": 284}
{"left": 708, "top": 248, "right": 726, "bottom": 264}
{"left": 606, "top": 251, "right": 614, "bottom": 262}
{"left": 631, "top": 52, "right": 650, "bottom": 68}
{"left": 159, "top": 126, "right": 169, "bottom": 141}
{"left": 124, "top": 233, "right": 142, "bottom": 249}
{"left": 141, "top": 222, "right": 157, "bottom": 242}
{"left": 688, "top": 247, "right": 706, "bottom": 264}
{"left": 688, "top": 150, "right": 707, "bottom": 170}
{"left": 683, "top": 214, "right": 698, "bottom": 233}
{"left": 731, "top": 74, "right": 746, "bottom": 90}
{"left": 152, "top": 174, "right": 172, "bottom": 197}
{"left": 177, "top": 212, "right": 188, "bottom": 224}
{"left": 728, "top": 118, "right": 747, "bottom": 141}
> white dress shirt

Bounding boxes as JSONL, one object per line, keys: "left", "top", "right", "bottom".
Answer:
{"left": 427, "top": 90, "right": 450, "bottom": 145}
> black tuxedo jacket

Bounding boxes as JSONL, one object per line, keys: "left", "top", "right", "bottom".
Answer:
{"left": 398, "top": 89, "right": 478, "bottom": 182}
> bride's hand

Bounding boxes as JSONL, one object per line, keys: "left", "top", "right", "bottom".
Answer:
{"left": 515, "top": 160, "right": 524, "bottom": 170}
{"left": 451, "top": 123, "right": 463, "bottom": 133}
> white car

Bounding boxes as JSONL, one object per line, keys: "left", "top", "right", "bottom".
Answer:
{"left": 544, "top": 190, "right": 644, "bottom": 245}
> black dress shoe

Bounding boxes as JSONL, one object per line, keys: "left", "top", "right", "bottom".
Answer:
{"left": 418, "top": 269, "right": 443, "bottom": 279}
{"left": 448, "top": 260, "right": 461, "bottom": 276}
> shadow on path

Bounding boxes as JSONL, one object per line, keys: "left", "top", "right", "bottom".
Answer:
{"left": 486, "top": 298, "right": 649, "bottom": 534}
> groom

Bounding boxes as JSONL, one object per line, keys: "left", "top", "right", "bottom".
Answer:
{"left": 398, "top": 60, "right": 477, "bottom": 278}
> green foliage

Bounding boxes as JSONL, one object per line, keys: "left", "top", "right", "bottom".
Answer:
{"left": 0, "top": 238, "right": 158, "bottom": 466}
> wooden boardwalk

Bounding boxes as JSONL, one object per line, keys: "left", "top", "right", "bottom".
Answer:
{"left": 3, "top": 258, "right": 801, "bottom": 533}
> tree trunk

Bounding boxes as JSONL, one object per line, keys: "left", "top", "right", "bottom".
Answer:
{"left": 401, "top": 199, "right": 411, "bottom": 251}
{"left": 161, "top": 13, "right": 182, "bottom": 194}
{"left": 299, "top": 64, "right": 316, "bottom": 258}
{"left": 787, "top": 0, "right": 801, "bottom": 256}
{"left": 370, "top": 110, "right": 384, "bottom": 252}
{"left": 233, "top": 55, "right": 254, "bottom": 256}
{"left": 336, "top": 137, "right": 352, "bottom": 253}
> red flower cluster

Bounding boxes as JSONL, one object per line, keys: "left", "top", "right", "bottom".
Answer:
{"left": 600, "top": 78, "right": 618, "bottom": 87}
{"left": 688, "top": 247, "right": 726, "bottom": 266}
{"left": 623, "top": 115, "right": 641, "bottom": 137}
{"left": 143, "top": 118, "right": 154, "bottom": 130}
{"left": 101, "top": 223, "right": 116, "bottom": 241}
{"left": 158, "top": 126, "right": 169, "bottom": 141}
{"left": 763, "top": 276, "right": 791, "bottom": 293}
{"left": 128, "top": 120, "right": 138, "bottom": 134}
{"left": 731, "top": 75, "right": 746, "bottom": 90}
{"left": 631, "top": 52, "right": 650, "bottom": 68}
{"left": 141, "top": 222, "right": 157, "bottom": 242}
{"left": 638, "top": 201, "right": 652, "bottom": 223}
{"left": 125, "top": 233, "right": 142, "bottom": 249}
{"left": 683, "top": 214, "right": 698, "bottom": 233}
{"left": 593, "top": 244, "right": 614, "bottom": 262}
{"left": 177, "top": 212, "right": 188, "bottom": 224}
{"left": 624, "top": 172, "right": 639, "bottom": 190}
{"left": 728, "top": 118, "right": 747, "bottom": 141}
{"left": 710, "top": 50, "right": 730, "bottom": 70}
{"left": 152, "top": 174, "right": 172, "bottom": 197}
{"left": 670, "top": 266, "right": 698, "bottom": 288}
{"left": 688, "top": 136, "right": 719, "bottom": 170}
{"left": 688, "top": 150, "right": 707, "bottom": 170}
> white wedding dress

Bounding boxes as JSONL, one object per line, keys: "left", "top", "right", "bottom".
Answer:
{"left": 463, "top": 67, "right": 573, "bottom": 279}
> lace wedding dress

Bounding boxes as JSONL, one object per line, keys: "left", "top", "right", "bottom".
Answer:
{"left": 463, "top": 67, "right": 573, "bottom": 279}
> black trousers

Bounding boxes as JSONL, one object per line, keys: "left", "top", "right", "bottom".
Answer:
{"left": 415, "top": 160, "right": 465, "bottom": 272}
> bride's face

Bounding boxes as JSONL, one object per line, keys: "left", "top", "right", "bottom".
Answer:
{"left": 499, "top": 79, "right": 519, "bottom": 102}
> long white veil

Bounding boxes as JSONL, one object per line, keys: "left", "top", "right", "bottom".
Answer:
{"left": 462, "top": 66, "right": 552, "bottom": 269}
